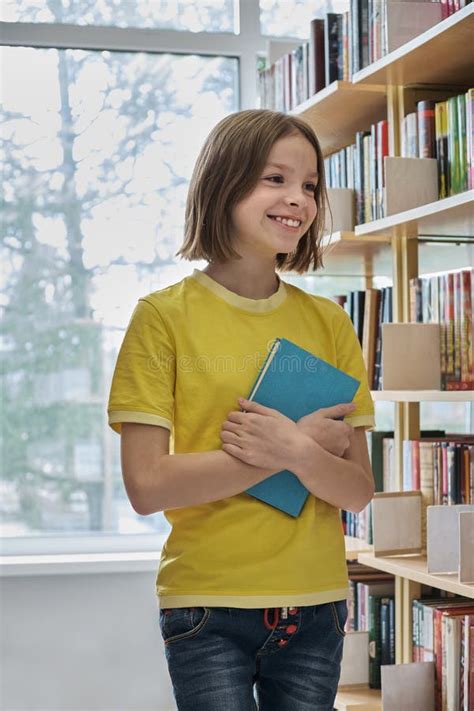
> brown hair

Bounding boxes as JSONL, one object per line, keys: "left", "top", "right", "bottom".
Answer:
{"left": 176, "top": 109, "right": 329, "bottom": 274}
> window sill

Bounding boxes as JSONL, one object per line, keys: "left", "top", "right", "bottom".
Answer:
{"left": 0, "top": 551, "right": 160, "bottom": 576}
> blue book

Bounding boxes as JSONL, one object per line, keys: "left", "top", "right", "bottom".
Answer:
{"left": 244, "top": 338, "right": 360, "bottom": 517}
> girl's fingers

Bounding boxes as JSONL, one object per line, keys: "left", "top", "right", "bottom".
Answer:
{"left": 222, "top": 443, "right": 246, "bottom": 460}
{"left": 226, "top": 411, "right": 247, "bottom": 424}
{"left": 221, "top": 421, "right": 241, "bottom": 435}
{"left": 238, "top": 398, "right": 276, "bottom": 416}
{"left": 221, "top": 430, "right": 243, "bottom": 445}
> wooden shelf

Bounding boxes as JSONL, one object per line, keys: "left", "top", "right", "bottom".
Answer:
{"left": 318, "top": 230, "right": 392, "bottom": 277}
{"left": 355, "top": 190, "right": 474, "bottom": 238}
{"left": 371, "top": 390, "right": 474, "bottom": 402}
{"left": 353, "top": 4, "right": 474, "bottom": 87}
{"left": 358, "top": 552, "right": 474, "bottom": 599}
{"left": 291, "top": 81, "right": 386, "bottom": 157}
{"left": 345, "top": 535, "right": 373, "bottom": 560}
{"left": 335, "top": 685, "right": 381, "bottom": 711}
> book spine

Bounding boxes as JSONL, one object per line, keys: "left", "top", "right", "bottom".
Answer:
{"left": 377, "top": 119, "right": 388, "bottom": 217}
{"left": 462, "top": 270, "right": 474, "bottom": 389}
{"left": 324, "top": 13, "right": 340, "bottom": 86}
{"left": 458, "top": 93, "right": 468, "bottom": 193}
{"left": 447, "top": 444, "right": 457, "bottom": 505}
{"left": 434, "top": 609, "right": 443, "bottom": 711}
{"left": 444, "top": 273, "right": 455, "bottom": 389}
{"left": 469, "top": 620, "right": 474, "bottom": 711}
{"left": 368, "top": 594, "right": 382, "bottom": 688}
{"left": 448, "top": 95, "right": 460, "bottom": 195}
{"left": 343, "top": 11, "right": 350, "bottom": 81}
{"left": 309, "top": 19, "right": 325, "bottom": 95}
{"left": 380, "top": 596, "right": 391, "bottom": 665}
{"left": 418, "top": 100, "right": 436, "bottom": 158}
{"left": 363, "top": 133, "right": 371, "bottom": 224}
{"left": 360, "top": 0, "right": 369, "bottom": 69}
{"left": 467, "top": 89, "right": 474, "bottom": 190}
{"left": 388, "top": 596, "right": 395, "bottom": 664}
{"left": 436, "top": 101, "right": 449, "bottom": 199}
{"left": 370, "top": 122, "right": 377, "bottom": 221}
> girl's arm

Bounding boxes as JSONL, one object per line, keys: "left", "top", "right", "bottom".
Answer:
{"left": 221, "top": 399, "right": 374, "bottom": 513}
{"left": 121, "top": 422, "right": 277, "bottom": 515}
{"left": 291, "top": 427, "right": 374, "bottom": 513}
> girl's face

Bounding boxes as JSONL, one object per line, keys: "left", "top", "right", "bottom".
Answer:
{"left": 231, "top": 132, "right": 318, "bottom": 261}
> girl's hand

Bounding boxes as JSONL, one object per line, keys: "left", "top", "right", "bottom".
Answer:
{"left": 220, "top": 397, "right": 306, "bottom": 471}
{"left": 297, "top": 403, "right": 356, "bottom": 457}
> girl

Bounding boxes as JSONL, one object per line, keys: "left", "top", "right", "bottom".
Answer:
{"left": 108, "top": 109, "right": 375, "bottom": 710}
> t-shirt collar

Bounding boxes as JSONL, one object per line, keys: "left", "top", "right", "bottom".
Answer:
{"left": 190, "top": 269, "right": 287, "bottom": 313}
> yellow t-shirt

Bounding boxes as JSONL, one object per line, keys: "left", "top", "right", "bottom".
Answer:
{"left": 108, "top": 269, "right": 375, "bottom": 608}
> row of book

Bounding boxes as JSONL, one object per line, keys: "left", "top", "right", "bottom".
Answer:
{"left": 334, "top": 286, "right": 393, "bottom": 390}
{"left": 409, "top": 268, "right": 473, "bottom": 391}
{"left": 346, "top": 563, "right": 395, "bottom": 688}
{"left": 412, "top": 597, "right": 474, "bottom": 710}
{"left": 258, "top": 2, "right": 470, "bottom": 113}
{"left": 342, "top": 430, "right": 474, "bottom": 543}
{"left": 403, "top": 436, "right": 474, "bottom": 506}
{"left": 325, "top": 122, "right": 389, "bottom": 224}
{"left": 401, "top": 91, "right": 474, "bottom": 196}
{"left": 258, "top": 14, "right": 344, "bottom": 113}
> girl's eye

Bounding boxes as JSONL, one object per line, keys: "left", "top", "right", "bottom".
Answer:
{"left": 304, "top": 182, "right": 317, "bottom": 192}
{"left": 264, "top": 175, "right": 284, "bottom": 183}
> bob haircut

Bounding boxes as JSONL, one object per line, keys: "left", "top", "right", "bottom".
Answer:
{"left": 177, "top": 109, "right": 330, "bottom": 274}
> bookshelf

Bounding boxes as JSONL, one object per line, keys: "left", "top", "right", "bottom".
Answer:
{"left": 275, "top": 3, "right": 473, "bottom": 705}
{"left": 320, "top": 231, "right": 392, "bottom": 277}
{"left": 352, "top": 3, "right": 474, "bottom": 87}
{"left": 344, "top": 535, "right": 373, "bottom": 560}
{"left": 371, "top": 389, "right": 474, "bottom": 402}
{"left": 334, "top": 686, "right": 382, "bottom": 711}
{"left": 291, "top": 81, "right": 387, "bottom": 156}
{"left": 358, "top": 552, "right": 474, "bottom": 599}
{"left": 355, "top": 189, "right": 474, "bottom": 238}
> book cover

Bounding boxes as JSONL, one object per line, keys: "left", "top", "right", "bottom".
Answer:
{"left": 244, "top": 338, "right": 360, "bottom": 517}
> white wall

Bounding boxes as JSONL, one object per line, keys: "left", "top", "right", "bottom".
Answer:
{"left": 1, "top": 571, "right": 176, "bottom": 711}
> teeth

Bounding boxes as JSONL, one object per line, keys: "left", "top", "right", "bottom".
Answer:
{"left": 274, "top": 216, "right": 301, "bottom": 227}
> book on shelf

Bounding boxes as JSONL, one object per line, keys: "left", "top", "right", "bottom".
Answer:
{"left": 243, "top": 338, "right": 360, "bottom": 517}
{"left": 409, "top": 268, "right": 473, "bottom": 391}
{"left": 258, "top": 1, "right": 464, "bottom": 112}
{"left": 336, "top": 285, "right": 392, "bottom": 390}
{"left": 400, "top": 90, "right": 473, "bottom": 199}
{"left": 346, "top": 564, "right": 396, "bottom": 688}
{"left": 411, "top": 597, "right": 474, "bottom": 711}
{"left": 342, "top": 430, "right": 462, "bottom": 544}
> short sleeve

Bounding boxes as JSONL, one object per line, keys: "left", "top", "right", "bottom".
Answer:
{"left": 335, "top": 310, "right": 375, "bottom": 431}
{"left": 107, "top": 298, "right": 176, "bottom": 434}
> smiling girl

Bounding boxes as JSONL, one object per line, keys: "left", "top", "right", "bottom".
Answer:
{"left": 108, "top": 110, "right": 375, "bottom": 710}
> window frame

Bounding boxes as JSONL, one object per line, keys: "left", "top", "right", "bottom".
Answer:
{"left": 0, "top": 0, "right": 301, "bottom": 556}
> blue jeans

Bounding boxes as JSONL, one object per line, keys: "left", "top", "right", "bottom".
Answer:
{"left": 159, "top": 601, "right": 347, "bottom": 710}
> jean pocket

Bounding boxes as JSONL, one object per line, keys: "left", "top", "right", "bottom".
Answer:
{"left": 330, "top": 600, "right": 348, "bottom": 638}
{"left": 159, "top": 607, "right": 211, "bottom": 646}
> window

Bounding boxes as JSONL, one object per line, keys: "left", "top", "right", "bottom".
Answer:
{"left": 1, "top": 0, "right": 239, "bottom": 33}
{"left": 1, "top": 44, "right": 238, "bottom": 541}
{"left": 260, "top": 0, "right": 349, "bottom": 39}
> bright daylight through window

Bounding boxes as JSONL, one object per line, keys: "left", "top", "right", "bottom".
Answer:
{"left": 1, "top": 41, "right": 238, "bottom": 541}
